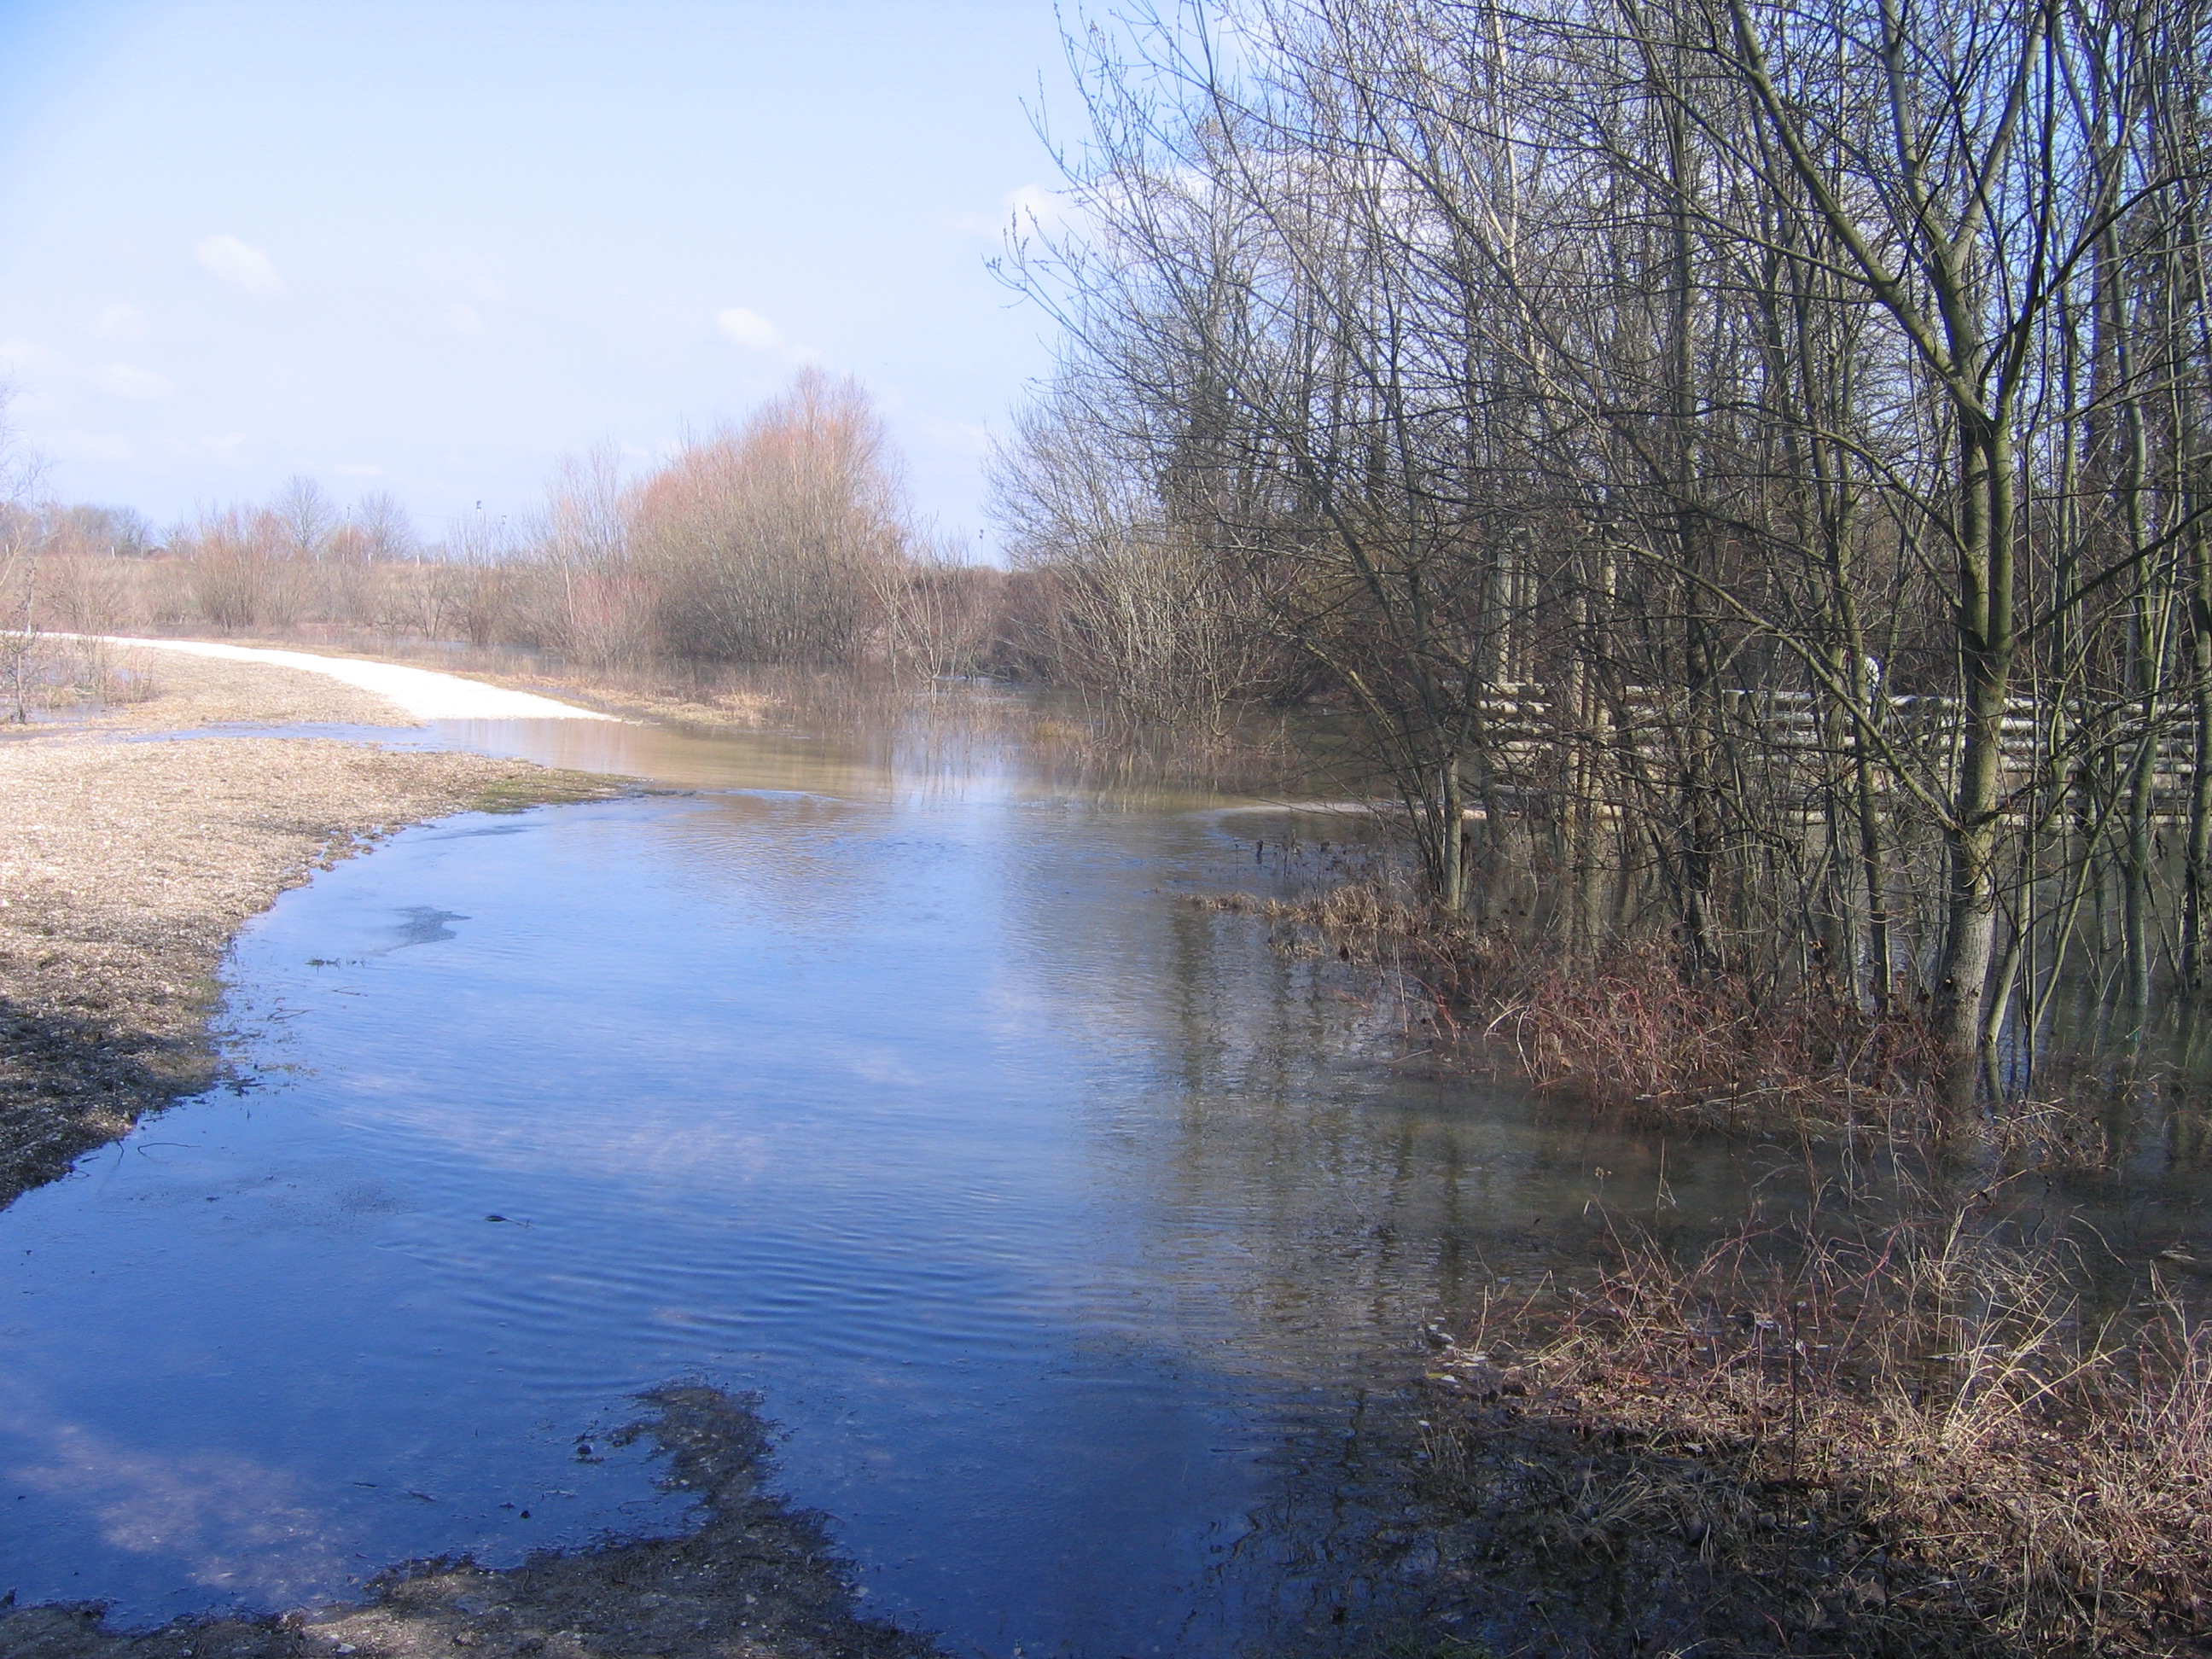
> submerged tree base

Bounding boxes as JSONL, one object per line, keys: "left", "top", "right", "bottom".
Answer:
{"left": 1198, "top": 879, "right": 1950, "bottom": 1131}
{"left": 1192, "top": 878, "right": 2212, "bottom": 1654}
{"left": 1197, "top": 875, "right": 2193, "bottom": 1166}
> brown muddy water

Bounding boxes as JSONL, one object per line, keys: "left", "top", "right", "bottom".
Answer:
{"left": 6, "top": 684, "right": 2197, "bottom": 1656}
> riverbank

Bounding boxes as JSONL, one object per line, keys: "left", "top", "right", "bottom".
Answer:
{"left": 15, "top": 643, "right": 2203, "bottom": 1657}
{"left": 0, "top": 648, "right": 626, "bottom": 1209}
{"left": 0, "top": 646, "right": 946, "bottom": 1659}
{"left": 1200, "top": 880, "right": 1950, "bottom": 1136}
{"left": 1371, "top": 1212, "right": 2212, "bottom": 1657}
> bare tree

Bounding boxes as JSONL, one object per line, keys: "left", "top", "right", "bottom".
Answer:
{"left": 1001, "top": 0, "right": 2212, "bottom": 1099}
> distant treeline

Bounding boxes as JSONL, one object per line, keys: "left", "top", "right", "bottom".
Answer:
{"left": 990, "top": 0, "right": 2212, "bottom": 1099}
{"left": 3, "top": 373, "right": 1014, "bottom": 681}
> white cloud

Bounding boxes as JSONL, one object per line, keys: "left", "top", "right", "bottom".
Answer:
{"left": 0, "top": 339, "right": 54, "bottom": 369}
{"left": 195, "top": 235, "right": 283, "bottom": 294}
{"left": 93, "top": 305, "right": 148, "bottom": 341}
{"left": 715, "top": 307, "right": 821, "bottom": 365}
{"left": 93, "top": 362, "right": 173, "bottom": 399}
{"left": 716, "top": 307, "right": 785, "bottom": 352}
{"left": 444, "top": 303, "right": 486, "bottom": 335}
{"left": 197, "top": 432, "right": 247, "bottom": 458}
{"left": 335, "top": 462, "right": 383, "bottom": 477}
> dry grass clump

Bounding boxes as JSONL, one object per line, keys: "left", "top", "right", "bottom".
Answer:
{"left": 1403, "top": 1214, "right": 2212, "bottom": 1656}
{"left": 1197, "top": 880, "right": 1944, "bottom": 1132}
{"left": 1198, "top": 878, "right": 2211, "bottom": 1652}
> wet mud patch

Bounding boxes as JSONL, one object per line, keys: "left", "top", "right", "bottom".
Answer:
{"left": 1334, "top": 1249, "right": 2212, "bottom": 1658}
{"left": 0, "top": 986, "right": 220, "bottom": 1204}
{"left": 1260, "top": 1375, "right": 1941, "bottom": 1659}
{"left": 0, "top": 1389, "right": 936, "bottom": 1659}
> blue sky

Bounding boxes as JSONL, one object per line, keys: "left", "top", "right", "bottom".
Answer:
{"left": 0, "top": 0, "right": 1076, "bottom": 552}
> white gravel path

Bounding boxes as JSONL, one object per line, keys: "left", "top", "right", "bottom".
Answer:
{"left": 95, "top": 637, "right": 621, "bottom": 722}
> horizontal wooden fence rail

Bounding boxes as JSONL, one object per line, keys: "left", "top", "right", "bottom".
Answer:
{"left": 1455, "top": 686, "right": 2209, "bottom": 824}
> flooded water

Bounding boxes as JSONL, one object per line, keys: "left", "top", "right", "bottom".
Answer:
{"left": 0, "top": 693, "right": 1878, "bottom": 1652}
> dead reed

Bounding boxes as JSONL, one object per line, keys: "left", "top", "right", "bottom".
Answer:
{"left": 1196, "top": 878, "right": 2209, "bottom": 1650}
{"left": 1406, "top": 1209, "right": 2212, "bottom": 1655}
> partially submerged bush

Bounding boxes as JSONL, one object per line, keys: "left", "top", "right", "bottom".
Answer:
{"left": 1202, "top": 879, "right": 1945, "bottom": 1133}
{"left": 0, "top": 633, "right": 158, "bottom": 720}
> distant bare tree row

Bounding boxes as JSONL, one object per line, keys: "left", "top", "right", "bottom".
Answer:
{"left": 996, "top": 0, "right": 2212, "bottom": 1096}
{"left": 11, "top": 370, "right": 1004, "bottom": 681}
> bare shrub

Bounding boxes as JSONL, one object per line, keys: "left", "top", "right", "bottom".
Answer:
{"left": 434, "top": 517, "right": 524, "bottom": 647}
{"left": 534, "top": 445, "right": 654, "bottom": 669}
{"left": 36, "top": 538, "right": 142, "bottom": 635}
{"left": 20, "top": 377, "right": 987, "bottom": 684}
{"left": 634, "top": 371, "right": 905, "bottom": 667}
{"left": 991, "top": 381, "right": 1301, "bottom": 726}
{"left": 177, "top": 506, "right": 308, "bottom": 631}
{"left": 880, "top": 547, "right": 1004, "bottom": 678}
{"left": 1413, "top": 1214, "right": 2212, "bottom": 1654}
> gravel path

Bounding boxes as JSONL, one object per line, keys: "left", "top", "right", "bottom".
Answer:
{"left": 91, "top": 637, "right": 623, "bottom": 722}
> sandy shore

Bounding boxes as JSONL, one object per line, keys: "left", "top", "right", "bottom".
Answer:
{"left": 0, "top": 649, "right": 623, "bottom": 1209}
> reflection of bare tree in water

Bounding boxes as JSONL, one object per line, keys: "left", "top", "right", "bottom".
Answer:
{"left": 1114, "top": 890, "right": 1761, "bottom": 1366}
